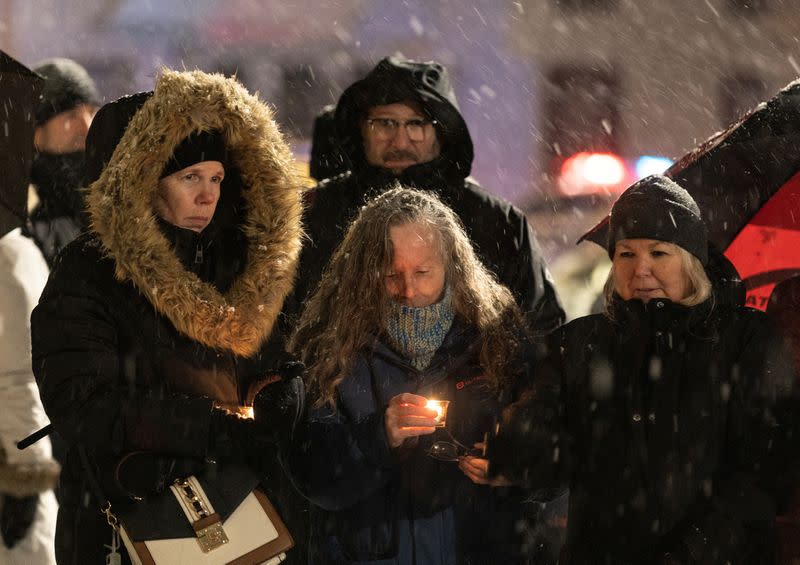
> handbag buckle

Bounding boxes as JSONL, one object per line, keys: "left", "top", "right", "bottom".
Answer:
{"left": 196, "top": 521, "right": 229, "bottom": 553}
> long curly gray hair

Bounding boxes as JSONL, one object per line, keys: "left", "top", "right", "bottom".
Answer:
{"left": 289, "top": 185, "right": 525, "bottom": 407}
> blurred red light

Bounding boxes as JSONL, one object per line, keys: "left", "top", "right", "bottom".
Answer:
{"left": 558, "top": 152, "right": 628, "bottom": 197}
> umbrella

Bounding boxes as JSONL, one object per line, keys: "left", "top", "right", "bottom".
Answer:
{"left": 581, "top": 78, "right": 800, "bottom": 311}
{"left": 0, "top": 50, "right": 44, "bottom": 238}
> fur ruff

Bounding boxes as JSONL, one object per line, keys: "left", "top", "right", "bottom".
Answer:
{"left": 85, "top": 69, "right": 303, "bottom": 357}
{"left": 0, "top": 459, "right": 60, "bottom": 497}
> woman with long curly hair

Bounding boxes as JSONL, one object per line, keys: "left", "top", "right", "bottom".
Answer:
{"left": 286, "top": 186, "right": 555, "bottom": 564}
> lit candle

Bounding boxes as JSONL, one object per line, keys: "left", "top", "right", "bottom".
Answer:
{"left": 425, "top": 399, "right": 449, "bottom": 427}
{"left": 426, "top": 400, "right": 442, "bottom": 419}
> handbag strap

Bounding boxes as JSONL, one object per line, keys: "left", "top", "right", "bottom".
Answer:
{"left": 78, "top": 446, "right": 110, "bottom": 507}
{"left": 77, "top": 446, "right": 122, "bottom": 532}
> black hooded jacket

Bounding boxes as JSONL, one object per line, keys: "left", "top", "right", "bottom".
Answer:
{"left": 487, "top": 251, "right": 800, "bottom": 564}
{"left": 293, "top": 57, "right": 564, "bottom": 334}
{"left": 24, "top": 150, "right": 88, "bottom": 267}
{"left": 30, "top": 71, "right": 304, "bottom": 564}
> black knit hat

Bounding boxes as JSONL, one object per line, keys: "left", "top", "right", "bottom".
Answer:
{"left": 33, "top": 58, "right": 100, "bottom": 127}
{"left": 608, "top": 174, "right": 708, "bottom": 264}
{"left": 160, "top": 130, "right": 228, "bottom": 178}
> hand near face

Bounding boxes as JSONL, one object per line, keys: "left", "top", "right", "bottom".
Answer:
{"left": 384, "top": 393, "right": 438, "bottom": 449}
{"left": 458, "top": 442, "right": 513, "bottom": 487}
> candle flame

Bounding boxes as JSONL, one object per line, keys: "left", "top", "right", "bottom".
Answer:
{"left": 426, "top": 400, "right": 444, "bottom": 421}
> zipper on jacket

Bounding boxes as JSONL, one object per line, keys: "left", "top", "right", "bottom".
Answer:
{"left": 194, "top": 243, "right": 203, "bottom": 264}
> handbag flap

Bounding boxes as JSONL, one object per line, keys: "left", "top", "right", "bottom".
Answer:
{"left": 118, "top": 463, "right": 262, "bottom": 540}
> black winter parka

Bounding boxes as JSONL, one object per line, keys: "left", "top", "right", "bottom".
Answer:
{"left": 489, "top": 256, "right": 798, "bottom": 564}
{"left": 31, "top": 70, "right": 304, "bottom": 564}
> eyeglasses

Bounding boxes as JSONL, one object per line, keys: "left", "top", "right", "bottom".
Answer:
{"left": 427, "top": 441, "right": 483, "bottom": 462}
{"left": 365, "top": 117, "right": 437, "bottom": 142}
{"left": 426, "top": 429, "right": 484, "bottom": 462}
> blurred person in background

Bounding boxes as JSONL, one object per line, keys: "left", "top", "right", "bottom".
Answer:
{"left": 487, "top": 175, "right": 799, "bottom": 564}
{"left": 0, "top": 49, "right": 58, "bottom": 565}
{"left": 27, "top": 57, "right": 100, "bottom": 267}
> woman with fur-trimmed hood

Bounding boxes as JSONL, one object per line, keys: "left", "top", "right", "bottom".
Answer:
{"left": 30, "top": 69, "right": 303, "bottom": 564}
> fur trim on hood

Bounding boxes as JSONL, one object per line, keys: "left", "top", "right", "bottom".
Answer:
{"left": 0, "top": 456, "right": 60, "bottom": 497}
{"left": 85, "top": 69, "right": 303, "bottom": 357}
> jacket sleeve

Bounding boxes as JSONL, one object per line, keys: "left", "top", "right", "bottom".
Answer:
{"left": 486, "top": 332, "right": 571, "bottom": 495}
{"left": 0, "top": 241, "right": 59, "bottom": 497}
{"left": 285, "top": 356, "right": 399, "bottom": 511}
{"left": 511, "top": 211, "right": 565, "bottom": 336}
{"left": 30, "top": 253, "right": 216, "bottom": 461}
{"left": 286, "top": 403, "right": 395, "bottom": 512}
{"left": 666, "top": 311, "right": 800, "bottom": 564}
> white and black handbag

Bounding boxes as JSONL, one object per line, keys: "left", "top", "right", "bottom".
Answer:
{"left": 81, "top": 449, "right": 293, "bottom": 565}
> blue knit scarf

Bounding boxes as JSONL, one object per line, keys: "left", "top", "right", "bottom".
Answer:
{"left": 384, "top": 287, "right": 454, "bottom": 370}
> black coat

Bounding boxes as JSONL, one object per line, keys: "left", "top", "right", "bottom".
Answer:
{"left": 287, "top": 320, "right": 557, "bottom": 564}
{"left": 290, "top": 57, "right": 564, "bottom": 336}
{"left": 24, "top": 212, "right": 82, "bottom": 267}
{"left": 25, "top": 150, "right": 88, "bottom": 267}
{"left": 489, "top": 269, "right": 798, "bottom": 564}
{"left": 33, "top": 233, "right": 293, "bottom": 564}
{"left": 31, "top": 71, "right": 304, "bottom": 564}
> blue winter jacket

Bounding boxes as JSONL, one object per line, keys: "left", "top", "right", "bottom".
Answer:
{"left": 288, "top": 320, "right": 557, "bottom": 564}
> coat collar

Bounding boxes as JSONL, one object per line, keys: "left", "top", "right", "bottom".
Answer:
{"left": 85, "top": 70, "right": 303, "bottom": 356}
{"left": 372, "top": 317, "right": 478, "bottom": 370}
{"left": 609, "top": 295, "right": 718, "bottom": 343}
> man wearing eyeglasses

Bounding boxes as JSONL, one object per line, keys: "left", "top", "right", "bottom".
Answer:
{"left": 293, "top": 56, "right": 565, "bottom": 336}
{"left": 361, "top": 104, "right": 440, "bottom": 175}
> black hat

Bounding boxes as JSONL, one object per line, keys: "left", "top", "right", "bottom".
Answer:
{"left": 608, "top": 174, "right": 708, "bottom": 264}
{"left": 160, "top": 130, "right": 228, "bottom": 178}
{"left": 33, "top": 58, "right": 100, "bottom": 127}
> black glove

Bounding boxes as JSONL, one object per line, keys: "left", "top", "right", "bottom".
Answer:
{"left": 209, "top": 408, "right": 257, "bottom": 458}
{"left": 252, "top": 363, "right": 306, "bottom": 447}
{"left": 1, "top": 494, "right": 38, "bottom": 549}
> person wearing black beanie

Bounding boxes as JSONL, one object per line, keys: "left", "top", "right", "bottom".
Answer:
{"left": 607, "top": 174, "right": 708, "bottom": 265}
{"left": 602, "top": 174, "right": 711, "bottom": 307}
{"left": 160, "top": 130, "right": 228, "bottom": 180}
{"left": 27, "top": 58, "right": 100, "bottom": 267}
{"left": 155, "top": 130, "right": 229, "bottom": 235}
{"left": 486, "top": 174, "right": 798, "bottom": 564}
{"left": 33, "top": 58, "right": 100, "bottom": 130}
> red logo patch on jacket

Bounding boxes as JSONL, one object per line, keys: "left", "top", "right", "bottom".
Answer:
{"left": 455, "top": 375, "right": 489, "bottom": 390}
